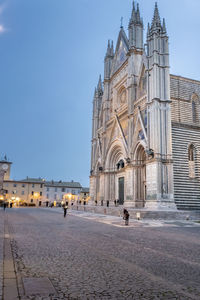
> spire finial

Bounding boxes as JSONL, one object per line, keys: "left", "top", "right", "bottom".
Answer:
{"left": 120, "top": 17, "right": 123, "bottom": 29}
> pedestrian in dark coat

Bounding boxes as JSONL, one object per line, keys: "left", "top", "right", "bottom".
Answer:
{"left": 63, "top": 205, "right": 68, "bottom": 218}
{"left": 123, "top": 209, "right": 129, "bottom": 226}
{"left": 3, "top": 202, "right": 6, "bottom": 211}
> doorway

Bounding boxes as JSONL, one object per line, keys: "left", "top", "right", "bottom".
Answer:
{"left": 118, "top": 177, "right": 124, "bottom": 205}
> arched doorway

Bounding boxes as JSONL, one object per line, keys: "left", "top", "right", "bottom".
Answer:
{"left": 135, "top": 144, "right": 146, "bottom": 208}
{"left": 105, "top": 140, "right": 126, "bottom": 205}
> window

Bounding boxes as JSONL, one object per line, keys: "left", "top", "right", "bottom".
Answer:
{"left": 188, "top": 144, "right": 195, "bottom": 161}
{"left": 22, "top": 184, "right": 25, "bottom": 188}
{"left": 55, "top": 187, "right": 57, "bottom": 192}
{"left": 21, "top": 191, "right": 25, "bottom": 195}
{"left": 62, "top": 188, "right": 65, "bottom": 192}
{"left": 31, "top": 199, "right": 33, "bottom": 203}
{"left": 31, "top": 191, "right": 34, "bottom": 195}
{"left": 32, "top": 184, "right": 35, "bottom": 188}
{"left": 47, "top": 187, "right": 49, "bottom": 192}
{"left": 188, "top": 144, "right": 196, "bottom": 178}
{"left": 46, "top": 194, "right": 49, "bottom": 199}
{"left": 54, "top": 194, "right": 57, "bottom": 200}
{"left": 40, "top": 192, "right": 42, "bottom": 196}
{"left": 13, "top": 184, "right": 17, "bottom": 187}
{"left": 40, "top": 184, "right": 43, "bottom": 188}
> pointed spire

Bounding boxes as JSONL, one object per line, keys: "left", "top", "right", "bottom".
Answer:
{"left": 136, "top": 3, "right": 140, "bottom": 22}
{"left": 97, "top": 75, "right": 103, "bottom": 93}
{"left": 131, "top": 1, "right": 136, "bottom": 20}
{"left": 106, "top": 40, "right": 111, "bottom": 57}
{"left": 162, "top": 18, "right": 166, "bottom": 33}
{"left": 105, "top": 39, "right": 114, "bottom": 58}
{"left": 151, "top": 2, "right": 161, "bottom": 29}
{"left": 129, "top": 1, "right": 136, "bottom": 26}
{"left": 111, "top": 40, "right": 114, "bottom": 56}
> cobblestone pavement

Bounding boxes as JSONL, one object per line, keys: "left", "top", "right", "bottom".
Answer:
{"left": 3, "top": 207, "right": 200, "bottom": 300}
{"left": 0, "top": 209, "right": 5, "bottom": 299}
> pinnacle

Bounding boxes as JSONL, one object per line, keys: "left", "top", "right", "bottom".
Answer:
{"left": 106, "top": 40, "right": 111, "bottom": 56}
{"left": 162, "top": 18, "right": 167, "bottom": 33}
{"left": 105, "top": 39, "right": 114, "bottom": 57}
{"left": 129, "top": 1, "right": 136, "bottom": 24}
{"left": 97, "top": 75, "right": 103, "bottom": 92}
{"left": 129, "top": 1, "right": 142, "bottom": 26}
{"left": 111, "top": 40, "right": 114, "bottom": 56}
{"left": 151, "top": 2, "right": 161, "bottom": 29}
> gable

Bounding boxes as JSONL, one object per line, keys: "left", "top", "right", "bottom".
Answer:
{"left": 111, "top": 28, "right": 129, "bottom": 75}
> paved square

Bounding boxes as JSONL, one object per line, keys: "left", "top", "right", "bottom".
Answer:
{"left": 2, "top": 207, "right": 200, "bottom": 299}
{"left": 23, "top": 277, "right": 57, "bottom": 296}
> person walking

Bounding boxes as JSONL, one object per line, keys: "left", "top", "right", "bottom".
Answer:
{"left": 63, "top": 204, "right": 68, "bottom": 218}
{"left": 3, "top": 202, "right": 6, "bottom": 211}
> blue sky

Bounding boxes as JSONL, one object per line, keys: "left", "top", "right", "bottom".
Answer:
{"left": 0, "top": 0, "right": 200, "bottom": 186}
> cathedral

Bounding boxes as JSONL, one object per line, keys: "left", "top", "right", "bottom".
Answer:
{"left": 90, "top": 2, "right": 200, "bottom": 210}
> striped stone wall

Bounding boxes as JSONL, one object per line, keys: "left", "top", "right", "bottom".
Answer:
{"left": 172, "top": 123, "right": 200, "bottom": 210}
{"left": 170, "top": 75, "right": 200, "bottom": 210}
{"left": 170, "top": 75, "right": 200, "bottom": 124}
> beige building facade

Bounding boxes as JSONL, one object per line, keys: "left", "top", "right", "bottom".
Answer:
{"left": 90, "top": 3, "right": 200, "bottom": 210}
{"left": 3, "top": 177, "right": 45, "bottom": 207}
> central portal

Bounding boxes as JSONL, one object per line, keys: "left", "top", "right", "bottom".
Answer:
{"left": 118, "top": 177, "right": 124, "bottom": 205}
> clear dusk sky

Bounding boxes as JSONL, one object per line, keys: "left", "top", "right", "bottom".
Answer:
{"left": 1, "top": 0, "right": 200, "bottom": 186}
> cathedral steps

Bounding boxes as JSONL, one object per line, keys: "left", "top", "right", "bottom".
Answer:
{"left": 71, "top": 205, "right": 200, "bottom": 221}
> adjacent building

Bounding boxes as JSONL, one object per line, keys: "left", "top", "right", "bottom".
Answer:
{"left": 3, "top": 177, "right": 45, "bottom": 206}
{"left": 44, "top": 180, "right": 82, "bottom": 206}
{"left": 0, "top": 159, "right": 87, "bottom": 207}
{"left": 90, "top": 2, "right": 200, "bottom": 210}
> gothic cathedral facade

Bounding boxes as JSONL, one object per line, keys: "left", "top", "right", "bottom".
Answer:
{"left": 90, "top": 3, "right": 200, "bottom": 210}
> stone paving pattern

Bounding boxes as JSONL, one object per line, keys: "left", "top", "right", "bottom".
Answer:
{"left": 2, "top": 208, "right": 200, "bottom": 299}
{"left": 0, "top": 210, "right": 4, "bottom": 299}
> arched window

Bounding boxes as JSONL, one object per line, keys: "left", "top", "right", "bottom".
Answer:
{"left": 117, "top": 87, "right": 127, "bottom": 108}
{"left": 188, "top": 144, "right": 196, "bottom": 178}
{"left": 188, "top": 144, "right": 195, "bottom": 161}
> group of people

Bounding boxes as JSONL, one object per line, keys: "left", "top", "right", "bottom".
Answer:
{"left": 62, "top": 201, "right": 130, "bottom": 225}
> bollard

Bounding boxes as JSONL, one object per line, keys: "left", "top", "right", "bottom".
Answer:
{"left": 136, "top": 212, "right": 141, "bottom": 220}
